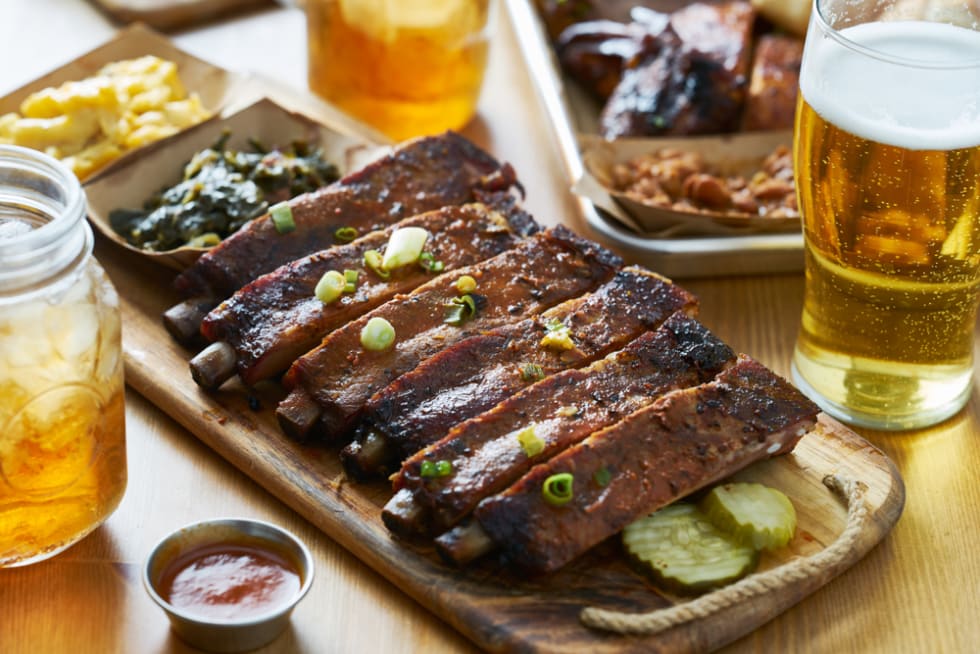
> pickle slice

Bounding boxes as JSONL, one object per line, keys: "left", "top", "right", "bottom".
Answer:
{"left": 700, "top": 482, "right": 797, "bottom": 551}
{"left": 622, "top": 503, "right": 759, "bottom": 594}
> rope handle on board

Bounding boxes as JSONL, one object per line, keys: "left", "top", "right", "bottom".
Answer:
{"left": 579, "top": 474, "right": 870, "bottom": 635}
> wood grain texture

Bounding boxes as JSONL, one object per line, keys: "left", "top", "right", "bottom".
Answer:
{"left": 95, "top": 228, "right": 905, "bottom": 653}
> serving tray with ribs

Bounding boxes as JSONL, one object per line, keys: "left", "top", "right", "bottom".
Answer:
{"left": 100, "top": 133, "right": 905, "bottom": 653}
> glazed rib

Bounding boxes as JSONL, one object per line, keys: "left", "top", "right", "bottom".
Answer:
{"left": 383, "top": 313, "right": 735, "bottom": 537}
{"left": 276, "top": 226, "right": 622, "bottom": 442}
{"left": 437, "top": 356, "right": 819, "bottom": 572}
{"left": 192, "top": 197, "right": 538, "bottom": 389}
{"left": 164, "top": 132, "right": 519, "bottom": 341}
{"left": 344, "top": 267, "right": 698, "bottom": 479}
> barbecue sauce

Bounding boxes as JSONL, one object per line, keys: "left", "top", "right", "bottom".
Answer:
{"left": 157, "top": 540, "right": 302, "bottom": 620}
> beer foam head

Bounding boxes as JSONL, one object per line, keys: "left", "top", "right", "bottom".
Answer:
{"left": 801, "top": 20, "right": 980, "bottom": 150}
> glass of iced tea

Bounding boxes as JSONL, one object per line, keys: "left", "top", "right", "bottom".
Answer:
{"left": 0, "top": 145, "right": 126, "bottom": 566}
{"left": 306, "top": 0, "right": 491, "bottom": 141}
{"left": 791, "top": 0, "right": 980, "bottom": 430}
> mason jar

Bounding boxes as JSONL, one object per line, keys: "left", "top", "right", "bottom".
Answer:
{"left": 0, "top": 145, "right": 126, "bottom": 567}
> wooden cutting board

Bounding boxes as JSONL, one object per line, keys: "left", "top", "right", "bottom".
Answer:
{"left": 90, "top": 0, "right": 275, "bottom": 30}
{"left": 95, "top": 236, "right": 905, "bottom": 653}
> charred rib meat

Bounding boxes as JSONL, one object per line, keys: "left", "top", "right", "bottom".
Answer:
{"left": 437, "top": 356, "right": 819, "bottom": 572}
{"left": 383, "top": 313, "right": 735, "bottom": 537}
{"left": 345, "top": 267, "right": 697, "bottom": 479}
{"left": 598, "top": 2, "right": 755, "bottom": 138}
{"left": 170, "top": 131, "right": 520, "bottom": 305}
{"left": 193, "top": 196, "right": 537, "bottom": 388}
{"left": 276, "top": 226, "right": 622, "bottom": 442}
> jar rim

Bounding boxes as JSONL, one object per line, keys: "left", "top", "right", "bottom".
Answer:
{"left": 0, "top": 145, "right": 90, "bottom": 293}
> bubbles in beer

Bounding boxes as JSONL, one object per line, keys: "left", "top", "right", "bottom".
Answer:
{"left": 793, "top": 18, "right": 980, "bottom": 429}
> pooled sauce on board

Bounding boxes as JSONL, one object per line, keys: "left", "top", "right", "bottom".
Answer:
{"left": 157, "top": 541, "right": 302, "bottom": 620}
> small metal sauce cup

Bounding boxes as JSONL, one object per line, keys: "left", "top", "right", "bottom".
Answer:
{"left": 143, "top": 518, "right": 314, "bottom": 653}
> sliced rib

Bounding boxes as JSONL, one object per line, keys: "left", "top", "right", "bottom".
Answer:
{"left": 345, "top": 267, "right": 698, "bottom": 479}
{"left": 436, "top": 356, "right": 820, "bottom": 573}
{"left": 164, "top": 132, "right": 519, "bottom": 342}
{"left": 383, "top": 313, "right": 734, "bottom": 537}
{"left": 192, "top": 196, "right": 538, "bottom": 389}
{"left": 276, "top": 225, "right": 622, "bottom": 442}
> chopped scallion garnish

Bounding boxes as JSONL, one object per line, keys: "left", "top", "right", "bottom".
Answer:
{"left": 269, "top": 201, "right": 296, "bottom": 234}
{"left": 455, "top": 275, "right": 477, "bottom": 294}
{"left": 382, "top": 227, "right": 429, "bottom": 270}
{"left": 540, "top": 318, "right": 574, "bottom": 351}
{"left": 542, "top": 473, "right": 574, "bottom": 506}
{"left": 519, "top": 362, "right": 545, "bottom": 382}
{"left": 364, "top": 249, "right": 390, "bottom": 280}
{"left": 360, "top": 316, "right": 395, "bottom": 351}
{"left": 335, "top": 226, "right": 358, "bottom": 242}
{"left": 444, "top": 293, "right": 477, "bottom": 326}
{"left": 419, "top": 252, "right": 444, "bottom": 273}
{"left": 420, "top": 459, "right": 453, "bottom": 478}
{"left": 314, "top": 270, "right": 346, "bottom": 304}
{"left": 344, "top": 269, "right": 358, "bottom": 293}
{"left": 516, "top": 425, "right": 544, "bottom": 458}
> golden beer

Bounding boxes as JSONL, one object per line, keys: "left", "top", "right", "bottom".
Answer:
{"left": 792, "top": 17, "right": 980, "bottom": 429}
{"left": 306, "top": 0, "right": 490, "bottom": 141}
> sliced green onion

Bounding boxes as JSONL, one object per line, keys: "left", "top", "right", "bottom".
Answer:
{"left": 364, "top": 249, "right": 390, "bottom": 280}
{"left": 455, "top": 275, "right": 477, "bottom": 294}
{"left": 545, "top": 318, "right": 566, "bottom": 332}
{"left": 315, "top": 270, "right": 346, "bottom": 304}
{"left": 335, "top": 226, "right": 358, "bottom": 242}
{"left": 593, "top": 466, "right": 612, "bottom": 488}
{"left": 444, "top": 294, "right": 477, "bottom": 326}
{"left": 344, "top": 269, "right": 358, "bottom": 293}
{"left": 361, "top": 316, "right": 395, "bottom": 351}
{"left": 516, "top": 425, "right": 544, "bottom": 458}
{"left": 419, "top": 252, "right": 444, "bottom": 273}
{"left": 420, "top": 459, "right": 453, "bottom": 478}
{"left": 382, "top": 227, "right": 429, "bottom": 270}
{"left": 269, "top": 201, "right": 295, "bottom": 234}
{"left": 540, "top": 318, "right": 574, "bottom": 351}
{"left": 542, "top": 473, "right": 574, "bottom": 506}
{"left": 519, "top": 362, "right": 545, "bottom": 382}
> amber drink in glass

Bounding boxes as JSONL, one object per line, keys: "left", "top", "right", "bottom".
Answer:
{"left": 306, "top": 0, "right": 491, "bottom": 140}
{"left": 0, "top": 145, "right": 126, "bottom": 566}
{"left": 792, "top": 0, "right": 980, "bottom": 430}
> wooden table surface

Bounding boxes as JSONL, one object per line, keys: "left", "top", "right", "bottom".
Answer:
{"left": 2, "top": 2, "right": 978, "bottom": 653}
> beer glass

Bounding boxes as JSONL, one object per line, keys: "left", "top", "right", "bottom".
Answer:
{"left": 306, "top": 0, "right": 492, "bottom": 141}
{"left": 792, "top": 0, "right": 980, "bottom": 430}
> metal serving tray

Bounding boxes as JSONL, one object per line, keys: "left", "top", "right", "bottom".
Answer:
{"left": 504, "top": 0, "right": 805, "bottom": 279}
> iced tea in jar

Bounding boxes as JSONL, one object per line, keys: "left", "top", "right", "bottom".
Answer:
{"left": 0, "top": 145, "right": 126, "bottom": 567}
{"left": 306, "top": 0, "right": 491, "bottom": 140}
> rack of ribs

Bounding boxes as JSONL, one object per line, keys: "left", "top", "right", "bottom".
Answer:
{"left": 189, "top": 196, "right": 539, "bottom": 389}
{"left": 383, "top": 313, "right": 736, "bottom": 538}
{"left": 436, "top": 356, "right": 820, "bottom": 573}
{"left": 343, "top": 267, "right": 698, "bottom": 480}
{"left": 275, "top": 225, "right": 622, "bottom": 442}
{"left": 163, "top": 131, "right": 520, "bottom": 344}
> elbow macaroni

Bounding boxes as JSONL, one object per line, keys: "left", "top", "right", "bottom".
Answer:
{"left": 0, "top": 56, "right": 212, "bottom": 179}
